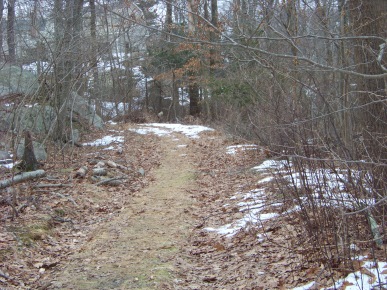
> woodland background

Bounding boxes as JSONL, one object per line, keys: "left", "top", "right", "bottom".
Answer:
{"left": 0, "top": 0, "right": 386, "bottom": 284}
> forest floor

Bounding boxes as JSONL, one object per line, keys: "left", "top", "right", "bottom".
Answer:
{"left": 0, "top": 122, "right": 380, "bottom": 289}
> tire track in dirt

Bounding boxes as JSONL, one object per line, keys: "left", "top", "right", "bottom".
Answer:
{"left": 49, "top": 131, "right": 197, "bottom": 289}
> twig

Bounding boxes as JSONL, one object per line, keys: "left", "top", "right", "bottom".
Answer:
{"left": 0, "top": 270, "right": 11, "bottom": 280}
{"left": 33, "top": 183, "right": 73, "bottom": 188}
{"left": 51, "top": 216, "right": 73, "bottom": 223}
{"left": 50, "top": 192, "right": 78, "bottom": 207}
{"left": 95, "top": 176, "right": 127, "bottom": 186}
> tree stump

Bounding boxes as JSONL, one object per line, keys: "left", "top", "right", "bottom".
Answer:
{"left": 21, "top": 131, "right": 39, "bottom": 171}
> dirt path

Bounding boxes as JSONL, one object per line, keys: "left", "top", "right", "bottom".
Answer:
{"left": 50, "top": 132, "right": 197, "bottom": 289}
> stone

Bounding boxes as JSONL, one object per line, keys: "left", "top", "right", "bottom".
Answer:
{"left": 69, "top": 92, "right": 104, "bottom": 129}
{"left": 0, "top": 150, "right": 11, "bottom": 160}
{"left": 0, "top": 65, "right": 39, "bottom": 96}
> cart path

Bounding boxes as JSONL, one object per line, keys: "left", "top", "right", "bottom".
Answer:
{"left": 49, "top": 133, "right": 197, "bottom": 289}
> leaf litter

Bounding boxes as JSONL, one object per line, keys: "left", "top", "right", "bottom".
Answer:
{"left": 0, "top": 122, "right": 386, "bottom": 289}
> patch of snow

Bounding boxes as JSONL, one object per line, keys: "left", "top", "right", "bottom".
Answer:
{"left": 253, "top": 159, "right": 373, "bottom": 211}
{"left": 102, "top": 146, "right": 116, "bottom": 151}
{"left": 130, "top": 126, "right": 171, "bottom": 137}
{"left": 295, "top": 261, "right": 387, "bottom": 290}
{"left": 22, "top": 61, "right": 50, "bottom": 73}
{"left": 205, "top": 187, "right": 278, "bottom": 237}
{"left": 131, "top": 123, "right": 214, "bottom": 139}
{"left": 243, "top": 188, "right": 266, "bottom": 199}
{"left": 226, "top": 144, "right": 258, "bottom": 155}
{"left": 24, "top": 103, "right": 39, "bottom": 108}
{"left": 252, "top": 159, "right": 290, "bottom": 172}
{"left": 292, "top": 281, "right": 316, "bottom": 290}
{"left": 1, "top": 162, "right": 15, "bottom": 169}
{"left": 82, "top": 135, "right": 124, "bottom": 146}
{"left": 257, "top": 176, "right": 274, "bottom": 184}
{"left": 257, "top": 233, "right": 265, "bottom": 242}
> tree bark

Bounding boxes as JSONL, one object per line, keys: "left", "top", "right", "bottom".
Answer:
{"left": 166, "top": 0, "right": 172, "bottom": 41}
{"left": 189, "top": 82, "right": 200, "bottom": 117}
{"left": 187, "top": 0, "right": 201, "bottom": 117}
{"left": 350, "top": 0, "right": 387, "bottom": 190}
{"left": 6, "top": 0, "right": 15, "bottom": 63}
{"left": 209, "top": 0, "right": 218, "bottom": 73}
{"left": 89, "top": 0, "right": 100, "bottom": 116}
{"left": 0, "top": 0, "right": 4, "bottom": 61}
{"left": 53, "top": 0, "right": 84, "bottom": 141}
{"left": 0, "top": 170, "right": 46, "bottom": 189}
{"left": 21, "top": 131, "right": 39, "bottom": 172}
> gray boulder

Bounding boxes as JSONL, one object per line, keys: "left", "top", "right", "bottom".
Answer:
{"left": 16, "top": 105, "right": 56, "bottom": 134}
{"left": 0, "top": 150, "right": 11, "bottom": 160}
{"left": 0, "top": 65, "right": 39, "bottom": 95}
{"left": 69, "top": 92, "right": 104, "bottom": 129}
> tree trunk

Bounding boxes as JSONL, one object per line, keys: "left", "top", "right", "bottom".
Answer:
{"left": 0, "top": 0, "right": 4, "bottom": 61}
{"left": 90, "top": 0, "right": 100, "bottom": 116}
{"left": 189, "top": 82, "right": 200, "bottom": 117}
{"left": 6, "top": 0, "right": 15, "bottom": 63}
{"left": 187, "top": 0, "right": 196, "bottom": 35}
{"left": 53, "top": 0, "right": 84, "bottom": 141}
{"left": 166, "top": 0, "right": 172, "bottom": 41}
{"left": 350, "top": 0, "right": 387, "bottom": 190}
{"left": 209, "top": 0, "right": 218, "bottom": 72}
{"left": 338, "top": 0, "right": 352, "bottom": 155}
{"left": 187, "top": 0, "right": 201, "bottom": 117}
{"left": 21, "top": 131, "right": 39, "bottom": 172}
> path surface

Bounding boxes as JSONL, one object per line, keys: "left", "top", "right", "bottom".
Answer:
{"left": 50, "top": 132, "right": 197, "bottom": 289}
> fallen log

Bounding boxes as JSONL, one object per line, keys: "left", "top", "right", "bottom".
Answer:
{"left": 0, "top": 170, "right": 46, "bottom": 189}
{"left": 95, "top": 176, "right": 127, "bottom": 186}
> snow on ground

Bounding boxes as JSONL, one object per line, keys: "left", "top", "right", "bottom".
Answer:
{"left": 211, "top": 145, "right": 386, "bottom": 289}
{"left": 252, "top": 159, "right": 289, "bottom": 172}
{"left": 204, "top": 159, "right": 280, "bottom": 237}
{"left": 82, "top": 123, "right": 214, "bottom": 152}
{"left": 82, "top": 135, "right": 124, "bottom": 147}
{"left": 205, "top": 189, "right": 278, "bottom": 237}
{"left": 226, "top": 144, "right": 259, "bottom": 155}
{"left": 4, "top": 124, "right": 382, "bottom": 289}
{"left": 294, "top": 260, "right": 387, "bottom": 290}
{"left": 0, "top": 152, "right": 14, "bottom": 169}
{"left": 0, "top": 160, "right": 14, "bottom": 169}
{"left": 129, "top": 123, "right": 214, "bottom": 139}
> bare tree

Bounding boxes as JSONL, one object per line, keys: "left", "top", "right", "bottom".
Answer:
{"left": 52, "top": 0, "right": 84, "bottom": 141}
